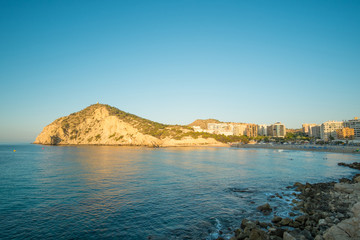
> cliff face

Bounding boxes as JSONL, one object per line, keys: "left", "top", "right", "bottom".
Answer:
{"left": 34, "top": 104, "right": 222, "bottom": 147}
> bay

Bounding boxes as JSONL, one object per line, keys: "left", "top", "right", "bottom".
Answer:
{"left": 0, "top": 144, "right": 359, "bottom": 239}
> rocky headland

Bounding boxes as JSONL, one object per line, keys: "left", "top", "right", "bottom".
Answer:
{"left": 223, "top": 162, "right": 360, "bottom": 240}
{"left": 34, "top": 104, "right": 225, "bottom": 147}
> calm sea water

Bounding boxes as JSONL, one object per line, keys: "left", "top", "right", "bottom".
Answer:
{"left": 1, "top": 144, "right": 359, "bottom": 239}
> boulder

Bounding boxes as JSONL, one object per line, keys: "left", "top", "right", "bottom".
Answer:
{"left": 283, "top": 232, "right": 296, "bottom": 240}
{"left": 249, "top": 228, "right": 268, "bottom": 240}
{"left": 257, "top": 203, "right": 272, "bottom": 215}
{"left": 271, "top": 216, "right": 282, "bottom": 223}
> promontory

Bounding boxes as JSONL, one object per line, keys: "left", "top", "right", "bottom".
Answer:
{"left": 34, "top": 104, "right": 233, "bottom": 147}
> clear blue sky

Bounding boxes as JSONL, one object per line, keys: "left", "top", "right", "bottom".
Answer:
{"left": 1, "top": 0, "right": 359, "bottom": 143}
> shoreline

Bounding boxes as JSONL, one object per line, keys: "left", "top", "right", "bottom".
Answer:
{"left": 231, "top": 143, "right": 360, "bottom": 154}
{"left": 225, "top": 162, "right": 360, "bottom": 240}
{"left": 31, "top": 142, "right": 228, "bottom": 148}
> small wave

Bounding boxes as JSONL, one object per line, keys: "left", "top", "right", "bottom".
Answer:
{"left": 206, "top": 218, "right": 222, "bottom": 240}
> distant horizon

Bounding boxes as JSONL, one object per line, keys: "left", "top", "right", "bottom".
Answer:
{"left": 1, "top": 1, "right": 359, "bottom": 143}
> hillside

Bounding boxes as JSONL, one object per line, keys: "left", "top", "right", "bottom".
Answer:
{"left": 188, "top": 119, "right": 221, "bottom": 129}
{"left": 34, "top": 104, "right": 224, "bottom": 147}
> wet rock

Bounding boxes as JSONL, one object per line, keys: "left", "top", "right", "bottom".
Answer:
{"left": 257, "top": 203, "right": 272, "bottom": 215}
{"left": 259, "top": 222, "right": 270, "bottom": 229}
{"left": 268, "top": 227, "right": 285, "bottom": 238}
{"left": 354, "top": 175, "right": 360, "bottom": 183}
{"left": 289, "top": 212, "right": 296, "bottom": 217}
{"left": 283, "top": 232, "right": 296, "bottom": 240}
{"left": 249, "top": 228, "right": 268, "bottom": 240}
{"left": 240, "top": 219, "right": 249, "bottom": 229}
{"left": 280, "top": 218, "right": 292, "bottom": 226}
{"left": 271, "top": 216, "right": 282, "bottom": 223}
{"left": 295, "top": 215, "right": 307, "bottom": 225}
{"left": 338, "top": 162, "right": 360, "bottom": 170}
{"left": 318, "top": 219, "right": 326, "bottom": 226}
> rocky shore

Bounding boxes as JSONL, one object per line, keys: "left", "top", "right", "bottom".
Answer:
{"left": 222, "top": 162, "right": 360, "bottom": 240}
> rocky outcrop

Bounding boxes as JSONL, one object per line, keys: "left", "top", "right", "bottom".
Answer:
{"left": 225, "top": 162, "right": 360, "bottom": 240}
{"left": 34, "top": 104, "right": 223, "bottom": 147}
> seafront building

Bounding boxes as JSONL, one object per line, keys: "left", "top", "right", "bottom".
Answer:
{"left": 207, "top": 123, "right": 234, "bottom": 136}
{"left": 267, "top": 122, "right": 286, "bottom": 138}
{"left": 233, "top": 124, "right": 247, "bottom": 136}
{"left": 344, "top": 117, "right": 360, "bottom": 140}
{"left": 320, "top": 121, "right": 344, "bottom": 141}
{"left": 258, "top": 124, "right": 268, "bottom": 136}
{"left": 246, "top": 124, "right": 258, "bottom": 137}
{"left": 309, "top": 125, "right": 321, "bottom": 138}
{"left": 336, "top": 128, "right": 355, "bottom": 140}
{"left": 302, "top": 123, "right": 318, "bottom": 136}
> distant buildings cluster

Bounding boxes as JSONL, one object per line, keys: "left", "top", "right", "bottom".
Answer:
{"left": 192, "top": 122, "right": 287, "bottom": 138}
{"left": 302, "top": 117, "right": 360, "bottom": 141}
{"left": 191, "top": 116, "right": 360, "bottom": 142}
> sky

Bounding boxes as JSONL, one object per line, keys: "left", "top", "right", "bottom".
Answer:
{"left": 0, "top": 0, "right": 359, "bottom": 143}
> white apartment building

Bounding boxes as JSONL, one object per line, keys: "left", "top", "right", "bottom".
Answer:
{"left": 207, "top": 123, "right": 234, "bottom": 136}
{"left": 344, "top": 117, "right": 360, "bottom": 140}
{"left": 258, "top": 124, "right": 268, "bottom": 136}
{"left": 320, "top": 121, "right": 343, "bottom": 141}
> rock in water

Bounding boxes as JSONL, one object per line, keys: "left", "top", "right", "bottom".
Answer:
{"left": 257, "top": 203, "right": 272, "bottom": 215}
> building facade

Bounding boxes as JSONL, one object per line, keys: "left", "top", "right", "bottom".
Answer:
{"left": 344, "top": 117, "right": 360, "bottom": 140}
{"left": 246, "top": 124, "right": 258, "bottom": 137}
{"left": 302, "top": 123, "right": 318, "bottom": 136}
{"left": 320, "top": 121, "right": 343, "bottom": 141}
{"left": 267, "top": 122, "right": 286, "bottom": 138}
{"left": 233, "top": 124, "right": 247, "bottom": 136}
{"left": 309, "top": 125, "right": 321, "bottom": 138}
{"left": 336, "top": 128, "right": 355, "bottom": 140}
{"left": 207, "top": 123, "right": 234, "bottom": 136}
{"left": 258, "top": 124, "right": 268, "bottom": 136}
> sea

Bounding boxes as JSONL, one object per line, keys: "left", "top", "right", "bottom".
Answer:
{"left": 1, "top": 144, "right": 359, "bottom": 239}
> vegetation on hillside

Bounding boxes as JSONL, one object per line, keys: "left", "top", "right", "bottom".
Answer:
{"left": 57, "top": 104, "right": 250, "bottom": 144}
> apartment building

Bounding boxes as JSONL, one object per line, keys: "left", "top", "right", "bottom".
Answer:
{"left": 344, "top": 117, "right": 360, "bottom": 140}
{"left": 258, "top": 124, "right": 268, "bottom": 136}
{"left": 233, "top": 124, "right": 247, "bottom": 136}
{"left": 302, "top": 123, "right": 318, "bottom": 136}
{"left": 336, "top": 127, "right": 355, "bottom": 140}
{"left": 246, "top": 124, "right": 258, "bottom": 137}
{"left": 320, "top": 121, "right": 343, "bottom": 141}
{"left": 267, "top": 122, "right": 286, "bottom": 138}
{"left": 309, "top": 125, "right": 321, "bottom": 138}
{"left": 207, "top": 123, "right": 234, "bottom": 136}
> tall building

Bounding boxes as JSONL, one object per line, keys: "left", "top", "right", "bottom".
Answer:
{"left": 233, "top": 124, "right": 247, "bottom": 136}
{"left": 246, "top": 124, "right": 258, "bottom": 137}
{"left": 320, "top": 121, "right": 343, "bottom": 141}
{"left": 309, "top": 125, "right": 321, "bottom": 138}
{"left": 344, "top": 117, "right": 360, "bottom": 140}
{"left": 302, "top": 123, "right": 318, "bottom": 136}
{"left": 267, "top": 122, "right": 286, "bottom": 138}
{"left": 258, "top": 124, "right": 268, "bottom": 136}
{"left": 336, "top": 128, "right": 355, "bottom": 140}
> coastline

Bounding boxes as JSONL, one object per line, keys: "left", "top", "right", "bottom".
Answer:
{"left": 225, "top": 162, "right": 360, "bottom": 240}
{"left": 231, "top": 143, "right": 360, "bottom": 154}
